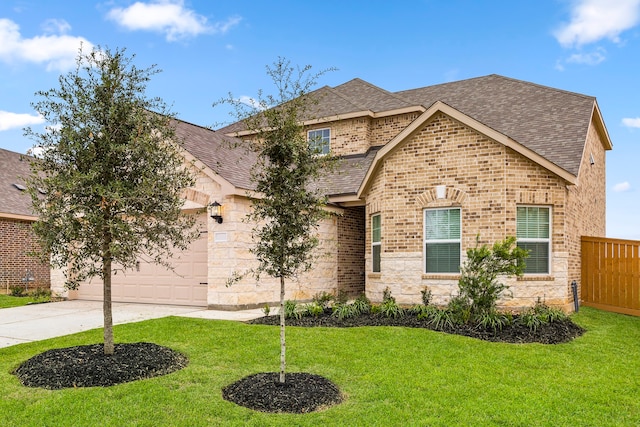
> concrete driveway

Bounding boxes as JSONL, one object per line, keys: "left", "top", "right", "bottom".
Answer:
{"left": 0, "top": 300, "right": 264, "bottom": 348}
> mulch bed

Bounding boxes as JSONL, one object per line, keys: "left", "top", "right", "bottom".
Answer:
{"left": 248, "top": 311, "right": 585, "bottom": 344}
{"left": 13, "top": 342, "right": 188, "bottom": 390}
{"left": 222, "top": 372, "right": 343, "bottom": 413}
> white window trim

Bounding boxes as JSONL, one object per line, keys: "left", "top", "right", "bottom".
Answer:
{"left": 423, "top": 207, "right": 461, "bottom": 274}
{"left": 307, "top": 128, "right": 331, "bottom": 155}
{"left": 372, "top": 214, "right": 381, "bottom": 273}
{"left": 516, "top": 205, "right": 552, "bottom": 275}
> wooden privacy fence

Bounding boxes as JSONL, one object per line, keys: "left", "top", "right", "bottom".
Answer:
{"left": 581, "top": 236, "right": 640, "bottom": 316}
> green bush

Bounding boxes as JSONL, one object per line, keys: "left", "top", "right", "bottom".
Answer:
{"left": 455, "top": 236, "right": 528, "bottom": 320}
{"left": 283, "top": 300, "right": 304, "bottom": 319}
{"left": 304, "top": 302, "right": 325, "bottom": 317}
{"left": 9, "top": 285, "right": 26, "bottom": 297}
{"left": 516, "top": 300, "right": 568, "bottom": 331}
{"left": 312, "top": 291, "right": 334, "bottom": 309}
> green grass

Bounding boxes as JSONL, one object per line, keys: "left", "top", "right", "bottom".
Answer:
{"left": 0, "top": 294, "right": 46, "bottom": 309}
{"left": 1, "top": 307, "right": 639, "bottom": 426}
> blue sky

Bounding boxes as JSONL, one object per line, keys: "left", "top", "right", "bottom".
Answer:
{"left": 0, "top": 0, "right": 638, "bottom": 239}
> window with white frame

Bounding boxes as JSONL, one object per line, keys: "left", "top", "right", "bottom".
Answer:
{"left": 372, "top": 214, "right": 381, "bottom": 272}
{"left": 516, "top": 206, "right": 550, "bottom": 274}
{"left": 308, "top": 128, "right": 330, "bottom": 155}
{"left": 424, "top": 208, "right": 461, "bottom": 273}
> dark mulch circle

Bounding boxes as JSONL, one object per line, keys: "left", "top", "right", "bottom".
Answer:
{"left": 222, "top": 372, "right": 343, "bottom": 413}
{"left": 13, "top": 342, "right": 188, "bottom": 389}
{"left": 249, "top": 311, "right": 585, "bottom": 344}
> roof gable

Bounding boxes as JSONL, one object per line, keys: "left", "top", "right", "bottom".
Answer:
{"left": 358, "top": 101, "right": 581, "bottom": 198}
{"left": 397, "top": 74, "right": 601, "bottom": 176}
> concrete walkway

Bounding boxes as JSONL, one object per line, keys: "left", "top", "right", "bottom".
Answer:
{"left": 0, "top": 300, "right": 265, "bottom": 349}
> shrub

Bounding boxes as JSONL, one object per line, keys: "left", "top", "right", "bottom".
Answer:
{"left": 262, "top": 304, "right": 271, "bottom": 316}
{"left": 9, "top": 285, "right": 26, "bottom": 297}
{"left": 352, "top": 294, "right": 371, "bottom": 315}
{"left": 455, "top": 236, "right": 528, "bottom": 319}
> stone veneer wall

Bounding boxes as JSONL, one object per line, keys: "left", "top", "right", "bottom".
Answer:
{"left": 0, "top": 218, "right": 50, "bottom": 290}
{"left": 207, "top": 194, "right": 339, "bottom": 310}
{"left": 337, "top": 206, "right": 365, "bottom": 296}
{"left": 364, "top": 112, "right": 574, "bottom": 310}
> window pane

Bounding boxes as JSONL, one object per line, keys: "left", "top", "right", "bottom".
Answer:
{"left": 426, "top": 209, "right": 460, "bottom": 240}
{"left": 517, "top": 242, "right": 549, "bottom": 274}
{"left": 373, "top": 245, "right": 381, "bottom": 273}
{"left": 308, "top": 129, "right": 330, "bottom": 155}
{"left": 517, "top": 207, "right": 549, "bottom": 239}
{"left": 426, "top": 242, "right": 460, "bottom": 273}
{"left": 372, "top": 215, "right": 381, "bottom": 243}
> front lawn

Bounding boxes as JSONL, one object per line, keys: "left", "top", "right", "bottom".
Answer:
{"left": 1, "top": 307, "right": 638, "bottom": 426}
{"left": 0, "top": 294, "right": 46, "bottom": 309}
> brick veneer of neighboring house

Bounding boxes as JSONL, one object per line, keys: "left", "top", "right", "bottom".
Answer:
{"left": 0, "top": 148, "right": 50, "bottom": 291}
{"left": 0, "top": 218, "right": 50, "bottom": 289}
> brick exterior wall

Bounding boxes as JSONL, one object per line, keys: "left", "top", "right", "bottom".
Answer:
{"left": 337, "top": 206, "right": 365, "bottom": 296}
{"left": 565, "top": 120, "right": 608, "bottom": 303}
{"left": 0, "top": 218, "right": 50, "bottom": 290}
{"left": 363, "top": 112, "right": 584, "bottom": 310}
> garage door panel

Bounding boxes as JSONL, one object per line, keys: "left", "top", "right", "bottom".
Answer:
{"left": 76, "top": 215, "right": 208, "bottom": 307}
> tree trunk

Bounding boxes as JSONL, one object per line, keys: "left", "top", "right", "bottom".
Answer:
{"left": 103, "top": 241, "right": 114, "bottom": 355}
{"left": 279, "top": 275, "right": 286, "bottom": 384}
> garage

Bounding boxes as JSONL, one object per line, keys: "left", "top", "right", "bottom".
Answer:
{"left": 74, "top": 216, "right": 208, "bottom": 307}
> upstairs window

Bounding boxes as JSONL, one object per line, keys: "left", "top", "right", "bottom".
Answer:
{"left": 308, "top": 128, "right": 330, "bottom": 155}
{"left": 372, "top": 214, "right": 381, "bottom": 272}
{"left": 516, "top": 206, "right": 550, "bottom": 274}
{"left": 424, "top": 208, "right": 461, "bottom": 273}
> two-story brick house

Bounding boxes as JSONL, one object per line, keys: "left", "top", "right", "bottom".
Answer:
{"left": 64, "top": 74, "right": 611, "bottom": 312}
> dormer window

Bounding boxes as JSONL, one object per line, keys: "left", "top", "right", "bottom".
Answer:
{"left": 308, "top": 128, "right": 330, "bottom": 155}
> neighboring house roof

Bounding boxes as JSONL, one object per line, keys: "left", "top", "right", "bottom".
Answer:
{"left": 0, "top": 148, "right": 36, "bottom": 219}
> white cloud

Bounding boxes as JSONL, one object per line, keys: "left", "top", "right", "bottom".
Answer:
{"left": 238, "top": 96, "right": 265, "bottom": 110}
{"left": 565, "top": 48, "right": 606, "bottom": 65}
{"left": 622, "top": 117, "right": 640, "bottom": 127}
{"left": 613, "top": 181, "right": 632, "bottom": 192}
{"left": 0, "top": 18, "right": 91, "bottom": 71}
{"left": 106, "top": 0, "right": 241, "bottom": 42}
{"left": 555, "top": 0, "right": 640, "bottom": 47}
{"left": 0, "top": 110, "right": 45, "bottom": 131}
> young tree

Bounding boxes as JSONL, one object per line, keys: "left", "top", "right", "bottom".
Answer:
{"left": 219, "top": 58, "right": 335, "bottom": 383}
{"left": 25, "top": 47, "right": 198, "bottom": 355}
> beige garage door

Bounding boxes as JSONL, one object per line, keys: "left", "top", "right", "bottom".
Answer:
{"left": 75, "top": 218, "right": 208, "bottom": 307}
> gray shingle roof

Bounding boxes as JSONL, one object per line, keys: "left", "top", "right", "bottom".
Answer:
{"left": 173, "top": 119, "right": 257, "bottom": 190}
{"left": 0, "top": 148, "right": 35, "bottom": 217}
{"left": 396, "top": 74, "right": 597, "bottom": 176}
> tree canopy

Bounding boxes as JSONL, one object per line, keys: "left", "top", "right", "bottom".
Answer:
{"left": 26, "top": 46, "right": 198, "bottom": 354}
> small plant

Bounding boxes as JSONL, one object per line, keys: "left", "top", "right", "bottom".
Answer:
{"left": 352, "top": 294, "right": 371, "bottom": 315}
{"left": 476, "top": 310, "right": 511, "bottom": 332}
{"left": 312, "top": 291, "right": 334, "bottom": 309}
{"left": 30, "top": 287, "right": 51, "bottom": 303}
{"left": 332, "top": 303, "right": 355, "bottom": 320}
{"left": 379, "top": 288, "right": 404, "bottom": 318}
{"left": 516, "top": 299, "right": 568, "bottom": 331}
{"left": 428, "top": 307, "right": 456, "bottom": 330}
{"left": 262, "top": 304, "right": 271, "bottom": 317}
{"left": 283, "top": 300, "right": 304, "bottom": 319}
{"left": 9, "top": 285, "right": 26, "bottom": 297}
{"left": 421, "top": 287, "right": 432, "bottom": 306}
{"left": 305, "top": 302, "right": 325, "bottom": 317}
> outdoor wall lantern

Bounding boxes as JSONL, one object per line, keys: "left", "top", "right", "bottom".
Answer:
{"left": 209, "top": 201, "right": 223, "bottom": 224}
